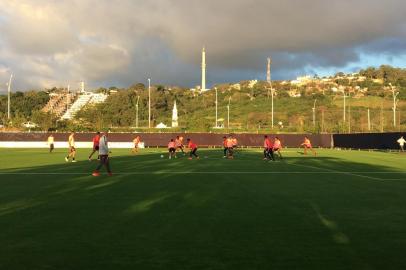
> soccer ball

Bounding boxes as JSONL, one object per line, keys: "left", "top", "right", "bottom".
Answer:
{"left": 160, "top": 155, "right": 164, "bottom": 158}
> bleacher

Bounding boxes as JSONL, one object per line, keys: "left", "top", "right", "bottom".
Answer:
{"left": 42, "top": 93, "right": 76, "bottom": 117}
{"left": 60, "top": 92, "right": 108, "bottom": 120}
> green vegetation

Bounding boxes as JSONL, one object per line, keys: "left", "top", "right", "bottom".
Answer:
{"left": 1, "top": 65, "right": 406, "bottom": 133}
{"left": 75, "top": 65, "right": 406, "bottom": 133}
{"left": 0, "top": 91, "right": 50, "bottom": 128}
{"left": 0, "top": 148, "right": 406, "bottom": 269}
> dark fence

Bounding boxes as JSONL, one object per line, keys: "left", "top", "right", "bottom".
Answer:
{"left": 2, "top": 132, "right": 405, "bottom": 149}
{"left": 0, "top": 132, "right": 332, "bottom": 148}
{"left": 333, "top": 132, "right": 406, "bottom": 149}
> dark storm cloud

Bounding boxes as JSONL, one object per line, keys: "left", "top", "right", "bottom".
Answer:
{"left": 0, "top": 0, "right": 405, "bottom": 90}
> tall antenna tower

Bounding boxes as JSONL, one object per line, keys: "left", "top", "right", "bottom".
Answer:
{"left": 7, "top": 74, "right": 13, "bottom": 120}
{"left": 267, "top": 57, "right": 271, "bottom": 83}
{"left": 201, "top": 47, "right": 206, "bottom": 91}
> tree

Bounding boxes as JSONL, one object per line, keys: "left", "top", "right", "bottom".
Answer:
{"left": 31, "top": 111, "right": 58, "bottom": 131}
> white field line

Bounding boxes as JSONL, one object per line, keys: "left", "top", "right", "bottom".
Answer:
{"left": 0, "top": 171, "right": 406, "bottom": 176}
{"left": 288, "top": 162, "right": 406, "bottom": 181}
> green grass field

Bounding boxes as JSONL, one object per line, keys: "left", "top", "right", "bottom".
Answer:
{"left": 0, "top": 148, "right": 406, "bottom": 270}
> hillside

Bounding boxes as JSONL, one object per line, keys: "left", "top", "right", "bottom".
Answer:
{"left": 1, "top": 65, "right": 406, "bottom": 133}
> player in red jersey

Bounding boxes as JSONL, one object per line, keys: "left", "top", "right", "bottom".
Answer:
{"left": 132, "top": 136, "right": 141, "bottom": 154}
{"left": 301, "top": 136, "right": 317, "bottom": 156}
{"left": 186, "top": 138, "right": 199, "bottom": 160}
{"left": 263, "top": 135, "right": 275, "bottom": 161}
{"left": 88, "top": 132, "right": 101, "bottom": 161}
{"left": 273, "top": 137, "right": 283, "bottom": 159}
{"left": 175, "top": 136, "right": 185, "bottom": 155}
{"left": 168, "top": 139, "right": 176, "bottom": 159}
{"left": 226, "top": 135, "right": 235, "bottom": 159}
{"left": 222, "top": 136, "right": 228, "bottom": 158}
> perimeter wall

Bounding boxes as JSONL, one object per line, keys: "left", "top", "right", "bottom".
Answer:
{"left": 0, "top": 132, "right": 332, "bottom": 148}
{"left": 332, "top": 132, "right": 405, "bottom": 150}
{"left": 0, "top": 132, "right": 404, "bottom": 149}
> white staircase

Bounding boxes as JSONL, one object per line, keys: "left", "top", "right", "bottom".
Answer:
{"left": 61, "top": 93, "right": 93, "bottom": 120}
{"left": 60, "top": 92, "right": 108, "bottom": 120}
{"left": 90, "top": 93, "right": 108, "bottom": 104}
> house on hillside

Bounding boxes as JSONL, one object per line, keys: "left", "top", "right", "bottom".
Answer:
{"left": 291, "top": 76, "right": 312, "bottom": 86}
{"left": 288, "top": 89, "right": 301, "bottom": 97}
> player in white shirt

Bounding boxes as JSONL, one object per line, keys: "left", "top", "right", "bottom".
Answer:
{"left": 65, "top": 132, "right": 77, "bottom": 162}
{"left": 47, "top": 134, "right": 55, "bottom": 153}
{"left": 92, "top": 131, "right": 113, "bottom": 176}
{"left": 397, "top": 136, "right": 406, "bottom": 152}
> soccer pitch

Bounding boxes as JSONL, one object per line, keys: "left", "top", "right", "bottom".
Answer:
{"left": 0, "top": 148, "right": 405, "bottom": 269}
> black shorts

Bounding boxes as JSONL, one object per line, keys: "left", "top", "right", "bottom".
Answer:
{"left": 169, "top": 148, "right": 176, "bottom": 153}
{"left": 94, "top": 145, "right": 99, "bottom": 151}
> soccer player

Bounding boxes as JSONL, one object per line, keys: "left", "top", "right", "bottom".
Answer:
{"left": 397, "top": 136, "right": 406, "bottom": 152}
{"left": 226, "top": 135, "right": 234, "bottom": 159}
{"left": 47, "top": 134, "right": 55, "bottom": 153}
{"left": 232, "top": 136, "right": 238, "bottom": 155}
{"left": 65, "top": 132, "right": 77, "bottom": 162}
{"left": 175, "top": 136, "right": 185, "bottom": 155}
{"left": 263, "top": 135, "right": 275, "bottom": 161}
{"left": 168, "top": 139, "right": 176, "bottom": 159}
{"left": 301, "top": 136, "right": 317, "bottom": 156}
{"left": 222, "top": 136, "right": 228, "bottom": 158}
{"left": 187, "top": 138, "right": 199, "bottom": 160}
{"left": 88, "top": 132, "right": 101, "bottom": 161}
{"left": 92, "top": 131, "right": 112, "bottom": 176}
{"left": 132, "top": 136, "right": 141, "bottom": 153}
{"left": 273, "top": 137, "right": 283, "bottom": 159}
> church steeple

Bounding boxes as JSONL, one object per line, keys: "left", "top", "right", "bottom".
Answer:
{"left": 172, "top": 100, "right": 178, "bottom": 128}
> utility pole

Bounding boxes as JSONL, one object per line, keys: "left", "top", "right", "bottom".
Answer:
{"left": 136, "top": 96, "right": 140, "bottom": 128}
{"left": 148, "top": 78, "right": 151, "bottom": 128}
{"left": 367, "top": 108, "right": 371, "bottom": 131}
{"left": 267, "top": 57, "right": 272, "bottom": 99}
{"left": 380, "top": 103, "right": 384, "bottom": 132}
{"left": 348, "top": 102, "right": 351, "bottom": 133}
{"left": 389, "top": 83, "right": 399, "bottom": 128}
{"left": 227, "top": 96, "right": 231, "bottom": 129}
{"left": 321, "top": 109, "right": 325, "bottom": 133}
{"left": 7, "top": 74, "right": 13, "bottom": 120}
{"left": 343, "top": 90, "right": 347, "bottom": 123}
{"left": 399, "top": 110, "right": 401, "bottom": 132}
{"left": 271, "top": 88, "right": 275, "bottom": 128}
{"left": 312, "top": 99, "right": 317, "bottom": 127}
{"left": 215, "top": 87, "right": 218, "bottom": 128}
{"left": 67, "top": 84, "right": 70, "bottom": 112}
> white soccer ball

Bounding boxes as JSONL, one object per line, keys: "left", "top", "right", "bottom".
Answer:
{"left": 160, "top": 154, "right": 164, "bottom": 158}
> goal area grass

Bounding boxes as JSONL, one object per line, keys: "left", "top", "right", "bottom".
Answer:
{"left": 0, "top": 148, "right": 405, "bottom": 269}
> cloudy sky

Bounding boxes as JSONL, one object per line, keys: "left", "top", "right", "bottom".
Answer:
{"left": 0, "top": 0, "right": 405, "bottom": 91}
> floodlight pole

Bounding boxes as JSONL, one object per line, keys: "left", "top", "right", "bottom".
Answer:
{"left": 136, "top": 96, "right": 140, "bottom": 128}
{"left": 227, "top": 96, "right": 231, "bottom": 129}
{"left": 390, "top": 83, "right": 399, "bottom": 128}
{"left": 312, "top": 99, "right": 317, "bottom": 127}
{"left": 215, "top": 87, "right": 218, "bottom": 128}
{"left": 67, "top": 84, "right": 70, "bottom": 112}
{"left": 7, "top": 74, "right": 13, "bottom": 120}
{"left": 148, "top": 78, "right": 151, "bottom": 128}
{"left": 343, "top": 91, "right": 347, "bottom": 123}
{"left": 321, "top": 109, "right": 325, "bottom": 133}
{"left": 348, "top": 102, "right": 351, "bottom": 133}
{"left": 367, "top": 108, "right": 371, "bottom": 131}
{"left": 271, "top": 88, "right": 275, "bottom": 128}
